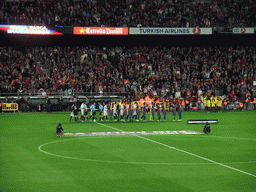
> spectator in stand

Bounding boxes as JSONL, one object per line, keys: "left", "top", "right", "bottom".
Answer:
{"left": 175, "top": 89, "right": 181, "bottom": 99}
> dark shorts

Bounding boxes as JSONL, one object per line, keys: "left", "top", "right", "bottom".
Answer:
{"left": 99, "top": 111, "right": 103, "bottom": 115}
{"left": 84, "top": 111, "right": 88, "bottom": 115}
{"left": 92, "top": 111, "right": 96, "bottom": 116}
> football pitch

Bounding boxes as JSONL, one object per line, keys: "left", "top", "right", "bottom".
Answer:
{"left": 1, "top": 111, "right": 256, "bottom": 191}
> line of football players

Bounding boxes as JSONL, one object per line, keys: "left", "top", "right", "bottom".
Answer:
{"left": 69, "top": 102, "right": 182, "bottom": 122}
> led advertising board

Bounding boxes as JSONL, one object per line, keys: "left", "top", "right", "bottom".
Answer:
{"left": 73, "top": 27, "right": 129, "bottom": 35}
{"left": 0, "top": 25, "right": 63, "bottom": 35}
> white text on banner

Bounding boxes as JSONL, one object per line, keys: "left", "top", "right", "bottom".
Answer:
{"left": 129, "top": 27, "right": 212, "bottom": 35}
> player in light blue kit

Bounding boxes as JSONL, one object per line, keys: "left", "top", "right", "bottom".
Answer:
{"left": 89, "top": 102, "right": 96, "bottom": 122}
{"left": 98, "top": 102, "right": 104, "bottom": 121}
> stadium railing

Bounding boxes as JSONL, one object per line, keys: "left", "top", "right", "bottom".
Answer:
{"left": 0, "top": 93, "right": 255, "bottom": 112}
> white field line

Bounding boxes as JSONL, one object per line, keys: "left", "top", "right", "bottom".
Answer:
{"left": 96, "top": 122, "right": 256, "bottom": 178}
{"left": 38, "top": 137, "right": 256, "bottom": 166}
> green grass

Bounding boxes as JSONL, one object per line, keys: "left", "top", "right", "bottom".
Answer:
{"left": 1, "top": 111, "right": 256, "bottom": 192}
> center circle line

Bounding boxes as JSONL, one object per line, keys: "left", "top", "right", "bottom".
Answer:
{"left": 38, "top": 137, "right": 256, "bottom": 165}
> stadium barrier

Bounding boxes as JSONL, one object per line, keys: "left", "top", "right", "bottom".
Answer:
{"left": 2, "top": 103, "right": 18, "bottom": 113}
{"left": 1, "top": 96, "right": 255, "bottom": 112}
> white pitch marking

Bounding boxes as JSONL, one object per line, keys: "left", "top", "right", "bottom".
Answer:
{"left": 38, "top": 137, "right": 256, "bottom": 165}
{"left": 96, "top": 122, "right": 256, "bottom": 178}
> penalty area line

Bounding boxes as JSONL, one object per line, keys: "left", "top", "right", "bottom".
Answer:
{"left": 96, "top": 122, "right": 256, "bottom": 178}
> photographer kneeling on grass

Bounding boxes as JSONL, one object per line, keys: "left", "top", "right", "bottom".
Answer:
{"left": 56, "top": 123, "right": 64, "bottom": 137}
{"left": 203, "top": 122, "right": 211, "bottom": 134}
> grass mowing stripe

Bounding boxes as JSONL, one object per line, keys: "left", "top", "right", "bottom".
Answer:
{"left": 96, "top": 122, "right": 256, "bottom": 178}
{"left": 38, "top": 137, "right": 256, "bottom": 165}
{"left": 200, "top": 135, "right": 256, "bottom": 141}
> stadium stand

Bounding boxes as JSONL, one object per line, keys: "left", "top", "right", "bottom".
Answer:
{"left": 0, "top": 0, "right": 256, "bottom": 111}
{"left": 0, "top": 0, "right": 256, "bottom": 27}
{"left": 1, "top": 46, "right": 256, "bottom": 105}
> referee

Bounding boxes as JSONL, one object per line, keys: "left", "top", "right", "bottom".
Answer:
{"left": 89, "top": 102, "right": 96, "bottom": 122}
{"left": 56, "top": 123, "right": 64, "bottom": 137}
{"left": 98, "top": 102, "right": 104, "bottom": 121}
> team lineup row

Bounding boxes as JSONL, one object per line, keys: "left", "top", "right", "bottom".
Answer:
{"left": 69, "top": 102, "right": 182, "bottom": 122}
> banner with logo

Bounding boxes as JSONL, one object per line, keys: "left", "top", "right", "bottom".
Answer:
{"left": 0, "top": 25, "right": 63, "bottom": 35}
{"left": 233, "top": 28, "right": 254, "bottom": 34}
{"left": 129, "top": 27, "right": 212, "bottom": 35}
{"left": 73, "top": 27, "right": 129, "bottom": 35}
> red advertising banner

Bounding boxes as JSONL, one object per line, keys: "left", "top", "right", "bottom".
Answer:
{"left": 73, "top": 27, "right": 128, "bottom": 35}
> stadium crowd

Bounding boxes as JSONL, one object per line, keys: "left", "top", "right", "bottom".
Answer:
{"left": 1, "top": 45, "right": 256, "bottom": 106}
{"left": 0, "top": 0, "right": 256, "bottom": 27}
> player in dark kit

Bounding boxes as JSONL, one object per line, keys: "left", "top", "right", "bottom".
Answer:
{"left": 108, "top": 103, "right": 113, "bottom": 122}
{"left": 203, "top": 122, "right": 211, "bottom": 134}
{"left": 177, "top": 104, "right": 182, "bottom": 121}
{"left": 116, "top": 103, "right": 120, "bottom": 121}
{"left": 56, "top": 123, "right": 64, "bottom": 137}
{"left": 172, "top": 104, "right": 176, "bottom": 121}
{"left": 73, "top": 105, "right": 79, "bottom": 122}
{"left": 157, "top": 103, "right": 162, "bottom": 121}
{"left": 128, "top": 103, "right": 133, "bottom": 122}
{"left": 123, "top": 103, "right": 128, "bottom": 121}
{"left": 150, "top": 102, "right": 155, "bottom": 121}
{"left": 136, "top": 102, "right": 140, "bottom": 121}
{"left": 140, "top": 103, "right": 146, "bottom": 121}
{"left": 162, "top": 104, "right": 167, "bottom": 121}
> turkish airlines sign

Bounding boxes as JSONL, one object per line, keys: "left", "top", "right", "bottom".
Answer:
{"left": 129, "top": 27, "right": 212, "bottom": 35}
{"left": 73, "top": 27, "right": 128, "bottom": 35}
{"left": 233, "top": 28, "right": 254, "bottom": 34}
